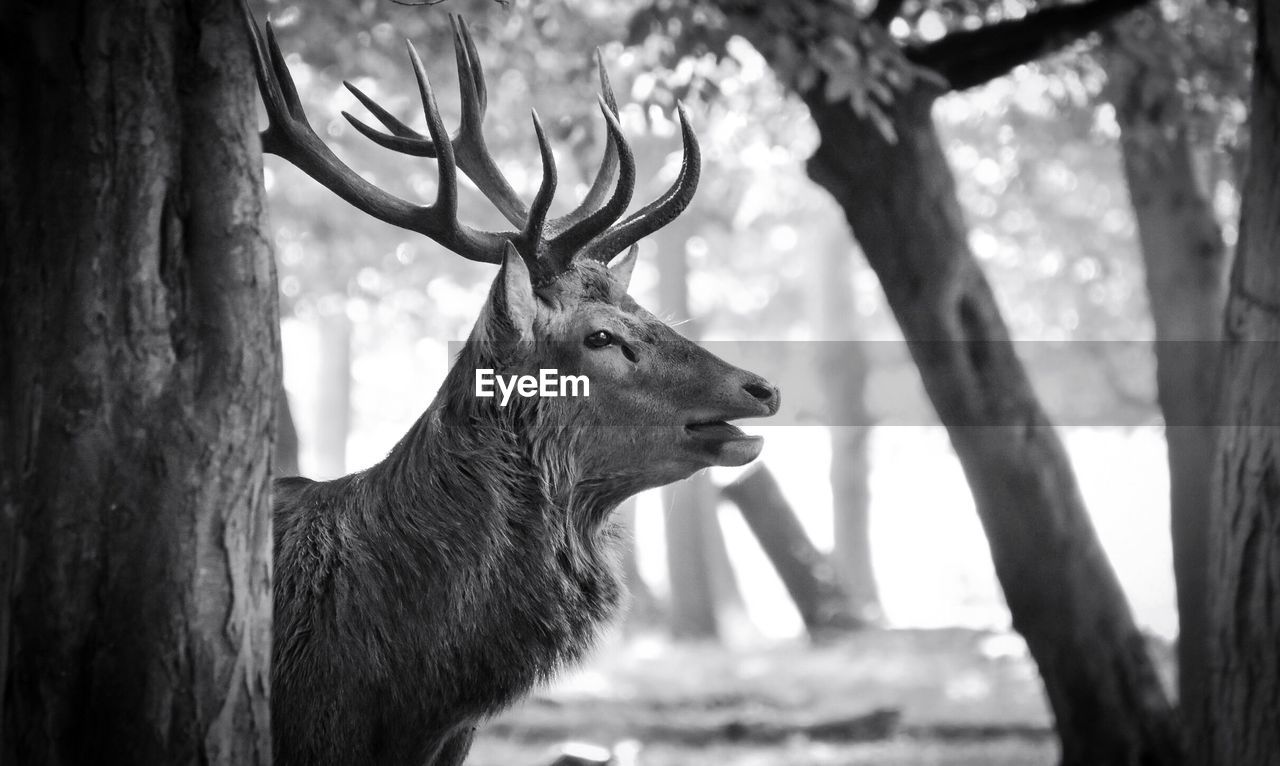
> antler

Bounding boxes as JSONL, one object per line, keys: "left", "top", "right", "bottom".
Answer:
{"left": 342, "top": 16, "right": 530, "bottom": 228}
{"left": 240, "top": 0, "right": 699, "bottom": 274}
{"left": 578, "top": 103, "right": 700, "bottom": 264}
{"left": 240, "top": 0, "right": 516, "bottom": 263}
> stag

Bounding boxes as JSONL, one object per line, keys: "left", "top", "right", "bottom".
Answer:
{"left": 242, "top": 5, "right": 780, "bottom": 765}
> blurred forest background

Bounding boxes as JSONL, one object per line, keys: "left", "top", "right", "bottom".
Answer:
{"left": 263, "top": 0, "right": 1247, "bottom": 763}
{"left": 6, "top": 0, "right": 1276, "bottom": 762}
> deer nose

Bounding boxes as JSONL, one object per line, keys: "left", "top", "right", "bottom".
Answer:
{"left": 742, "top": 379, "right": 781, "bottom": 412}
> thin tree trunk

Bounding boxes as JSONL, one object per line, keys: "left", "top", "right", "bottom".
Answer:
{"left": 0, "top": 1, "right": 275, "bottom": 764}
{"left": 617, "top": 498, "right": 664, "bottom": 632}
{"left": 723, "top": 465, "right": 865, "bottom": 639}
{"left": 662, "top": 478, "right": 720, "bottom": 639}
{"left": 655, "top": 224, "right": 745, "bottom": 641}
{"left": 276, "top": 373, "right": 301, "bottom": 478}
{"left": 1206, "top": 2, "right": 1280, "bottom": 761}
{"left": 699, "top": 472, "right": 753, "bottom": 638}
{"left": 1105, "top": 12, "right": 1231, "bottom": 752}
{"left": 814, "top": 235, "right": 881, "bottom": 622}
{"left": 315, "top": 308, "right": 352, "bottom": 480}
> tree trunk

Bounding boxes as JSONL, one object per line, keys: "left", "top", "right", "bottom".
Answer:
{"left": 662, "top": 477, "right": 723, "bottom": 639}
{"left": 796, "top": 85, "right": 1182, "bottom": 766}
{"left": 617, "top": 498, "right": 664, "bottom": 632}
{"left": 315, "top": 308, "right": 352, "bottom": 480}
{"left": 1105, "top": 11, "right": 1231, "bottom": 752}
{"left": 0, "top": 2, "right": 275, "bottom": 765}
{"left": 709, "top": 4, "right": 1181, "bottom": 750}
{"left": 1205, "top": 3, "right": 1280, "bottom": 761}
{"left": 655, "top": 226, "right": 745, "bottom": 641}
{"left": 275, "top": 373, "right": 300, "bottom": 478}
{"left": 723, "top": 466, "right": 865, "bottom": 639}
{"left": 814, "top": 234, "right": 881, "bottom": 622}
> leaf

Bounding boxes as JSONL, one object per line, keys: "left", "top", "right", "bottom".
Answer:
{"left": 864, "top": 103, "right": 897, "bottom": 143}
{"left": 824, "top": 70, "right": 858, "bottom": 104}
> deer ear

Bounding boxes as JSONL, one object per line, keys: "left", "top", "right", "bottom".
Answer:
{"left": 487, "top": 242, "right": 537, "bottom": 341}
{"left": 608, "top": 244, "right": 639, "bottom": 291}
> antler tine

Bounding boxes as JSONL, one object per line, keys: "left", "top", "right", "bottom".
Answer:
{"left": 547, "top": 49, "right": 624, "bottom": 237}
{"left": 239, "top": 0, "right": 512, "bottom": 264}
{"left": 244, "top": 1, "right": 704, "bottom": 276}
{"left": 579, "top": 102, "right": 701, "bottom": 264}
{"left": 405, "top": 40, "right": 458, "bottom": 218}
{"left": 453, "top": 14, "right": 487, "bottom": 128}
{"left": 448, "top": 14, "right": 528, "bottom": 227}
{"left": 237, "top": 1, "right": 282, "bottom": 130}
{"left": 342, "top": 83, "right": 436, "bottom": 154}
{"left": 254, "top": 18, "right": 307, "bottom": 154}
{"left": 519, "top": 110, "right": 558, "bottom": 258}
{"left": 340, "top": 16, "right": 529, "bottom": 228}
{"left": 545, "top": 95, "right": 635, "bottom": 270}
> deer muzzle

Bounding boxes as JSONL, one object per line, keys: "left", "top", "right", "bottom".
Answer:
{"left": 683, "top": 372, "right": 780, "bottom": 467}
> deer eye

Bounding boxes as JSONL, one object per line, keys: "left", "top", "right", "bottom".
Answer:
{"left": 584, "top": 330, "right": 614, "bottom": 349}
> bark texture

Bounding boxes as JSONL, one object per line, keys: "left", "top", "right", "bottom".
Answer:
{"left": 723, "top": 466, "right": 865, "bottom": 639}
{"left": 713, "top": 2, "right": 1182, "bottom": 761}
{"left": 1206, "top": 2, "right": 1280, "bottom": 762}
{"left": 1105, "top": 11, "right": 1231, "bottom": 752}
{"left": 0, "top": 1, "right": 276, "bottom": 764}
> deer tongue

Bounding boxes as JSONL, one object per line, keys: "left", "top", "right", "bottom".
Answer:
{"left": 686, "top": 421, "right": 746, "bottom": 438}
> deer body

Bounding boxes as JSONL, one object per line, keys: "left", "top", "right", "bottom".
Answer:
{"left": 272, "top": 399, "right": 625, "bottom": 766}
{"left": 243, "top": 7, "right": 779, "bottom": 764}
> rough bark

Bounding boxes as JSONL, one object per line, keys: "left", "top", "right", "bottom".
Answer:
{"left": 0, "top": 1, "right": 276, "bottom": 764}
{"left": 814, "top": 235, "right": 881, "bottom": 622}
{"left": 1205, "top": 3, "right": 1280, "bottom": 762}
{"left": 1105, "top": 11, "right": 1231, "bottom": 752}
{"left": 712, "top": 4, "right": 1182, "bottom": 761}
{"left": 723, "top": 466, "right": 865, "bottom": 640}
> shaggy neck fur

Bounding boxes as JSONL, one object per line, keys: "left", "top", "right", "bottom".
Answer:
{"left": 272, "top": 335, "right": 632, "bottom": 766}
{"left": 377, "top": 337, "right": 632, "bottom": 683}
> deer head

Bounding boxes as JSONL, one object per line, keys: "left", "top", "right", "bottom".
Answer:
{"left": 243, "top": 7, "right": 779, "bottom": 497}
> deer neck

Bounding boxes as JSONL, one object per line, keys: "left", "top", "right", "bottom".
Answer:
{"left": 376, "top": 351, "right": 631, "bottom": 545}
{"left": 342, "top": 356, "right": 628, "bottom": 716}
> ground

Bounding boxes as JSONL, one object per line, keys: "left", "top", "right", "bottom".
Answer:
{"left": 468, "top": 627, "right": 1175, "bottom": 765}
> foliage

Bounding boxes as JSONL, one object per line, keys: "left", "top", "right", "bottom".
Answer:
{"left": 1098, "top": 0, "right": 1252, "bottom": 159}
{"left": 627, "top": 0, "right": 941, "bottom": 139}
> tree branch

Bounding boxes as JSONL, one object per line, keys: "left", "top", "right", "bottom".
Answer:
{"left": 906, "top": 0, "right": 1150, "bottom": 92}
{"left": 870, "top": 0, "right": 906, "bottom": 27}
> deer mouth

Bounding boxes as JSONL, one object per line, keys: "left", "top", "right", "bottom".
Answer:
{"left": 684, "top": 420, "right": 764, "bottom": 467}
{"left": 685, "top": 420, "right": 750, "bottom": 439}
